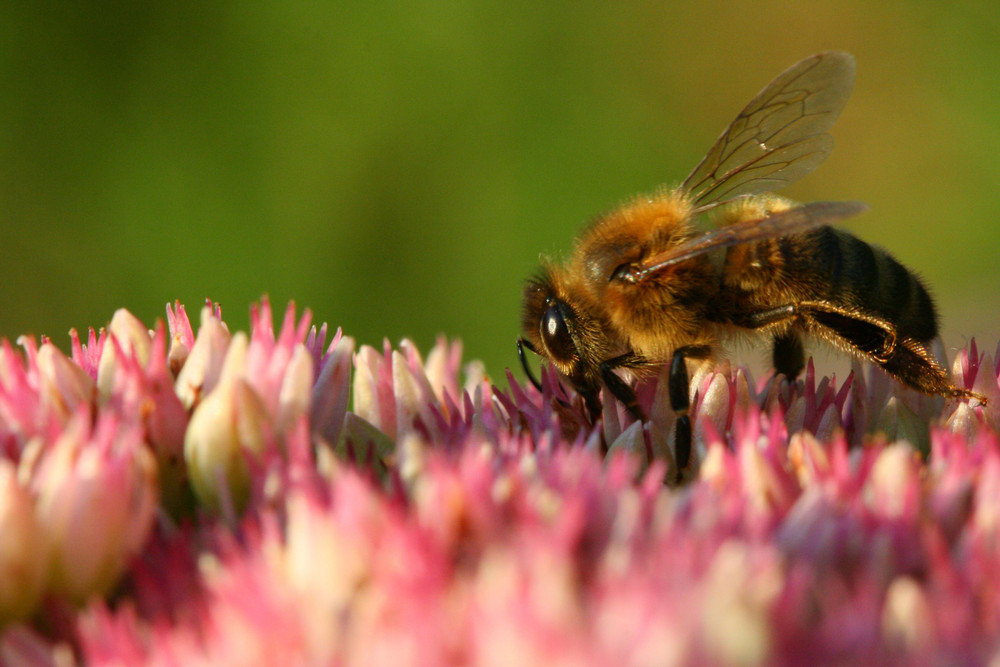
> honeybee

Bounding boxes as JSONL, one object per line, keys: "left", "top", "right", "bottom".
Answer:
{"left": 518, "top": 52, "right": 986, "bottom": 471}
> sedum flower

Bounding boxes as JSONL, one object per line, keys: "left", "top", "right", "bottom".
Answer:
{"left": 28, "top": 409, "right": 157, "bottom": 605}
{"left": 0, "top": 339, "right": 48, "bottom": 454}
{"left": 68, "top": 325, "right": 105, "bottom": 380}
{"left": 102, "top": 322, "right": 190, "bottom": 513}
{"left": 182, "top": 299, "right": 325, "bottom": 515}
{"left": 184, "top": 333, "right": 271, "bottom": 514}
{"left": 0, "top": 461, "right": 46, "bottom": 624}
{"left": 174, "top": 303, "right": 231, "bottom": 410}
{"left": 881, "top": 576, "right": 935, "bottom": 652}
{"left": 309, "top": 331, "right": 354, "bottom": 449}
{"left": 165, "top": 299, "right": 212, "bottom": 376}
{"left": 243, "top": 299, "right": 315, "bottom": 434}
{"left": 2, "top": 299, "right": 1000, "bottom": 665}
{"left": 699, "top": 541, "right": 782, "bottom": 666}
{"left": 96, "top": 308, "right": 153, "bottom": 402}
{"left": 35, "top": 341, "right": 94, "bottom": 425}
{"left": 944, "top": 339, "right": 1000, "bottom": 439}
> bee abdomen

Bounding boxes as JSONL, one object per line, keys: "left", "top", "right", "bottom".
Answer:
{"left": 796, "top": 227, "right": 939, "bottom": 342}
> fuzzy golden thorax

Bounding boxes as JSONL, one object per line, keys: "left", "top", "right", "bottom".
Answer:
{"left": 567, "top": 190, "right": 719, "bottom": 361}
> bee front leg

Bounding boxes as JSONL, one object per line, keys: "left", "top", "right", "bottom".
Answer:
{"left": 599, "top": 352, "right": 646, "bottom": 422}
{"left": 600, "top": 346, "right": 710, "bottom": 476}
{"left": 518, "top": 337, "right": 599, "bottom": 419}
{"left": 516, "top": 337, "right": 544, "bottom": 392}
{"left": 667, "top": 345, "right": 712, "bottom": 472}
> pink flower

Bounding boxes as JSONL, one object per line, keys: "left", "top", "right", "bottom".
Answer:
{"left": 945, "top": 339, "right": 1000, "bottom": 439}
{"left": 243, "top": 299, "right": 315, "bottom": 435}
{"left": 174, "top": 303, "right": 231, "bottom": 410}
{"left": 97, "top": 308, "right": 153, "bottom": 402}
{"left": 166, "top": 300, "right": 198, "bottom": 375}
{"left": 0, "top": 299, "right": 997, "bottom": 666}
{"left": 35, "top": 342, "right": 95, "bottom": 425}
{"left": 29, "top": 409, "right": 157, "bottom": 604}
{"left": 182, "top": 299, "right": 325, "bottom": 515}
{"left": 184, "top": 335, "right": 272, "bottom": 515}
{"left": 69, "top": 326, "right": 105, "bottom": 380}
{"left": 102, "top": 322, "right": 190, "bottom": 512}
{"left": 309, "top": 330, "right": 353, "bottom": 449}
{"left": 0, "top": 462, "right": 46, "bottom": 624}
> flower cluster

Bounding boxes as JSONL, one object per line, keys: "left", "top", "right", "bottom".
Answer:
{"left": 1, "top": 299, "right": 999, "bottom": 665}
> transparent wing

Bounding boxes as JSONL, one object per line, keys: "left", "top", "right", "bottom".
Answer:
{"left": 681, "top": 52, "right": 855, "bottom": 207}
{"left": 621, "top": 201, "right": 867, "bottom": 283}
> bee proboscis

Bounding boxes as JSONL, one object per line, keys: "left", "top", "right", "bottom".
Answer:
{"left": 518, "top": 52, "right": 986, "bottom": 476}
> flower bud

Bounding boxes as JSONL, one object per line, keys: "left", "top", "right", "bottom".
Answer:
{"left": 97, "top": 309, "right": 153, "bottom": 402}
{"left": 166, "top": 301, "right": 196, "bottom": 375}
{"left": 353, "top": 344, "right": 396, "bottom": 439}
{"left": 31, "top": 414, "right": 157, "bottom": 604}
{"left": 175, "top": 306, "right": 232, "bottom": 409}
{"left": 184, "top": 376, "right": 269, "bottom": 514}
{"left": 881, "top": 577, "right": 934, "bottom": 651}
{"left": 607, "top": 421, "right": 647, "bottom": 466}
{"left": 0, "top": 462, "right": 47, "bottom": 624}
{"left": 36, "top": 342, "right": 94, "bottom": 423}
{"left": 274, "top": 344, "right": 314, "bottom": 436}
{"left": 865, "top": 442, "right": 920, "bottom": 520}
{"left": 311, "top": 336, "right": 354, "bottom": 447}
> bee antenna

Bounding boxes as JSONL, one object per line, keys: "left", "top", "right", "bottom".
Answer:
{"left": 517, "top": 338, "right": 544, "bottom": 392}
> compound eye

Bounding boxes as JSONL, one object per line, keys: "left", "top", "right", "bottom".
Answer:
{"left": 540, "top": 299, "right": 576, "bottom": 363}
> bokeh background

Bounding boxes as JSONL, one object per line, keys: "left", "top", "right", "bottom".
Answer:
{"left": 2, "top": 2, "right": 998, "bottom": 378}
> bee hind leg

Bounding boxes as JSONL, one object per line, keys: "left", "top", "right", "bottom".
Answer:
{"left": 878, "top": 338, "right": 988, "bottom": 404}
{"left": 742, "top": 301, "right": 987, "bottom": 404}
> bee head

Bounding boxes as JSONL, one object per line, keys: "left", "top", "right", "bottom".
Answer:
{"left": 521, "top": 273, "right": 580, "bottom": 372}
{"left": 520, "top": 267, "right": 612, "bottom": 404}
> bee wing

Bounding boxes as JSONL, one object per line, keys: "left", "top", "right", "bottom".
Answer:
{"left": 624, "top": 200, "right": 867, "bottom": 283}
{"left": 681, "top": 52, "right": 855, "bottom": 207}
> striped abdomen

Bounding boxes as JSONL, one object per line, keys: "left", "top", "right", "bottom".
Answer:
{"left": 781, "top": 226, "right": 939, "bottom": 343}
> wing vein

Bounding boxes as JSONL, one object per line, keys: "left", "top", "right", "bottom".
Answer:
{"left": 680, "top": 52, "right": 855, "bottom": 207}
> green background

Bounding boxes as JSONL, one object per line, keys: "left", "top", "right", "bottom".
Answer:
{"left": 2, "top": 2, "right": 997, "bottom": 379}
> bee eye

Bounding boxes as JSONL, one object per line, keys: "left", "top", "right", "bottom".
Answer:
{"left": 540, "top": 300, "right": 576, "bottom": 362}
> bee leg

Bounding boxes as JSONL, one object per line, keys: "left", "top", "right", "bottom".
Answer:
{"left": 516, "top": 337, "right": 544, "bottom": 392}
{"left": 669, "top": 351, "right": 693, "bottom": 471}
{"left": 519, "top": 337, "right": 599, "bottom": 417}
{"left": 792, "top": 304, "right": 987, "bottom": 402}
{"left": 600, "top": 347, "right": 713, "bottom": 475}
{"left": 599, "top": 352, "right": 646, "bottom": 422}
{"left": 742, "top": 302, "right": 986, "bottom": 403}
{"left": 744, "top": 302, "right": 892, "bottom": 372}
{"left": 667, "top": 345, "right": 712, "bottom": 472}
{"left": 743, "top": 303, "right": 897, "bottom": 360}
{"left": 879, "top": 338, "right": 987, "bottom": 403}
{"left": 772, "top": 332, "right": 805, "bottom": 379}
{"left": 579, "top": 388, "right": 604, "bottom": 424}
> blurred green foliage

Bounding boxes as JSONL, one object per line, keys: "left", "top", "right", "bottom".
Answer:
{"left": 1, "top": 1, "right": 998, "bottom": 377}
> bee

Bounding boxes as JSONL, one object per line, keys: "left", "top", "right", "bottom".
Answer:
{"left": 518, "top": 52, "right": 986, "bottom": 472}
